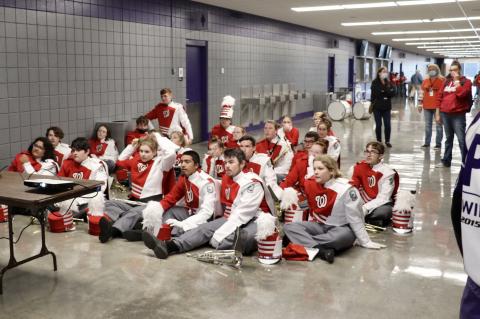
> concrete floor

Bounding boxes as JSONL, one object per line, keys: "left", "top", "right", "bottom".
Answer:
{"left": 0, "top": 98, "right": 471, "bottom": 319}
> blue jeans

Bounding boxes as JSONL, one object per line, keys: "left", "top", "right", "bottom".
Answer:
{"left": 440, "top": 112, "right": 466, "bottom": 165}
{"left": 423, "top": 109, "right": 443, "bottom": 147}
{"left": 373, "top": 109, "right": 391, "bottom": 143}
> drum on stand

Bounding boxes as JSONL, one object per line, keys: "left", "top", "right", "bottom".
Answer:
{"left": 353, "top": 101, "right": 371, "bottom": 120}
{"left": 327, "top": 100, "right": 352, "bottom": 121}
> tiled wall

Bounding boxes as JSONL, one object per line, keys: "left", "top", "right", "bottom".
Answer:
{"left": 0, "top": 0, "right": 431, "bottom": 166}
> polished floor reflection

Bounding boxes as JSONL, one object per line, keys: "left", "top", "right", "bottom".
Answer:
{"left": 0, "top": 98, "right": 470, "bottom": 319}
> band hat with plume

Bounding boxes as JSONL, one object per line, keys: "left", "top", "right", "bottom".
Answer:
{"left": 220, "top": 95, "right": 235, "bottom": 119}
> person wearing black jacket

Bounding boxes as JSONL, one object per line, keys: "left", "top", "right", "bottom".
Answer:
{"left": 371, "top": 67, "right": 396, "bottom": 148}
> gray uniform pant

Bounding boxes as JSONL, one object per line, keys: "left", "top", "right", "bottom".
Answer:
{"left": 104, "top": 200, "right": 144, "bottom": 233}
{"left": 172, "top": 217, "right": 258, "bottom": 255}
{"left": 284, "top": 221, "right": 355, "bottom": 251}
{"left": 162, "top": 206, "right": 191, "bottom": 237}
{"left": 366, "top": 203, "right": 393, "bottom": 223}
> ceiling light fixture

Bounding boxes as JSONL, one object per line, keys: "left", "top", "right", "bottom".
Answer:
{"left": 393, "top": 35, "right": 479, "bottom": 41}
{"left": 292, "top": 0, "right": 476, "bottom": 12}
{"left": 373, "top": 28, "right": 479, "bottom": 35}
{"left": 406, "top": 40, "right": 480, "bottom": 45}
{"left": 420, "top": 44, "right": 480, "bottom": 49}
{"left": 342, "top": 16, "right": 480, "bottom": 26}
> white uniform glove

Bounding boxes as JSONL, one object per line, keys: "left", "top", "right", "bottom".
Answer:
{"left": 166, "top": 219, "right": 184, "bottom": 230}
{"left": 359, "top": 240, "right": 386, "bottom": 249}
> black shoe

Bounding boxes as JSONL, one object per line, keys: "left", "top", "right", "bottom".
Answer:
{"left": 317, "top": 248, "right": 335, "bottom": 264}
{"left": 385, "top": 142, "right": 392, "bottom": 148}
{"left": 153, "top": 242, "right": 169, "bottom": 259}
{"left": 142, "top": 231, "right": 158, "bottom": 250}
{"left": 99, "top": 217, "right": 113, "bottom": 243}
{"left": 433, "top": 145, "right": 441, "bottom": 150}
{"left": 142, "top": 231, "right": 169, "bottom": 259}
{"left": 123, "top": 229, "right": 143, "bottom": 242}
{"left": 421, "top": 144, "right": 430, "bottom": 148}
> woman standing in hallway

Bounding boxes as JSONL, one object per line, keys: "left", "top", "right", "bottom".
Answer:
{"left": 420, "top": 64, "right": 444, "bottom": 150}
{"left": 436, "top": 61, "right": 472, "bottom": 168}
{"left": 371, "top": 67, "right": 395, "bottom": 148}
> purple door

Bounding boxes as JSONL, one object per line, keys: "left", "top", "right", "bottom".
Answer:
{"left": 348, "top": 57, "right": 354, "bottom": 91}
{"left": 328, "top": 56, "right": 335, "bottom": 93}
{"left": 186, "top": 44, "right": 208, "bottom": 142}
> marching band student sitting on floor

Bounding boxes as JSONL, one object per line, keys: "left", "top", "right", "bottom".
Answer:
{"left": 238, "top": 135, "right": 282, "bottom": 201}
{"left": 231, "top": 126, "right": 246, "bottom": 148}
{"left": 317, "top": 121, "right": 341, "bottom": 163}
{"left": 89, "top": 124, "right": 119, "bottom": 174}
{"left": 278, "top": 115, "right": 300, "bottom": 148}
{"left": 145, "top": 88, "right": 194, "bottom": 144}
{"left": 255, "top": 120, "right": 293, "bottom": 182}
{"left": 203, "top": 137, "right": 226, "bottom": 179}
{"left": 125, "top": 116, "right": 150, "bottom": 146}
{"left": 141, "top": 150, "right": 219, "bottom": 246}
{"left": 309, "top": 112, "right": 335, "bottom": 136}
{"left": 141, "top": 148, "right": 274, "bottom": 259}
{"left": 170, "top": 130, "right": 192, "bottom": 177}
{"left": 290, "top": 131, "right": 320, "bottom": 169}
{"left": 279, "top": 140, "right": 328, "bottom": 221}
{"left": 46, "top": 127, "right": 71, "bottom": 166}
{"left": 54, "top": 137, "right": 109, "bottom": 229}
{"left": 98, "top": 135, "right": 178, "bottom": 243}
{"left": 282, "top": 155, "right": 386, "bottom": 264}
{"left": 210, "top": 95, "right": 238, "bottom": 149}
{"left": 8, "top": 137, "right": 58, "bottom": 175}
{"left": 280, "top": 140, "right": 328, "bottom": 194}
{"left": 350, "top": 142, "right": 399, "bottom": 227}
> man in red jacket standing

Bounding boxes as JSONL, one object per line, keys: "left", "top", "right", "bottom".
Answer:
{"left": 436, "top": 61, "right": 472, "bottom": 168}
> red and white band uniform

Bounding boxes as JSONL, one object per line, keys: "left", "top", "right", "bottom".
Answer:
{"left": 280, "top": 152, "right": 314, "bottom": 195}
{"left": 255, "top": 136, "right": 293, "bottom": 175}
{"left": 245, "top": 152, "right": 282, "bottom": 205}
{"left": 350, "top": 161, "right": 398, "bottom": 219}
{"left": 278, "top": 127, "right": 300, "bottom": 147}
{"left": 54, "top": 143, "right": 71, "bottom": 166}
{"left": 211, "top": 124, "right": 238, "bottom": 149}
{"left": 167, "top": 171, "right": 273, "bottom": 254}
{"left": 57, "top": 157, "right": 108, "bottom": 211}
{"left": 144, "top": 169, "right": 219, "bottom": 236}
{"left": 145, "top": 101, "right": 194, "bottom": 141}
{"left": 125, "top": 129, "right": 148, "bottom": 146}
{"left": 284, "top": 177, "right": 373, "bottom": 260}
{"left": 202, "top": 154, "right": 226, "bottom": 179}
{"left": 212, "top": 171, "right": 274, "bottom": 246}
{"left": 8, "top": 151, "right": 58, "bottom": 176}
{"left": 323, "top": 136, "right": 341, "bottom": 162}
{"left": 116, "top": 136, "right": 177, "bottom": 200}
{"left": 88, "top": 138, "right": 119, "bottom": 163}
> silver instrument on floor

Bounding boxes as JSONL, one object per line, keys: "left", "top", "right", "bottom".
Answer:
{"left": 353, "top": 101, "right": 372, "bottom": 120}
{"left": 187, "top": 249, "right": 243, "bottom": 269}
{"left": 186, "top": 227, "right": 244, "bottom": 269}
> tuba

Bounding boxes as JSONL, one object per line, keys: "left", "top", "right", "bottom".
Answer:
{"left": 187, "top": 227, "right": 244, "bottom": 269}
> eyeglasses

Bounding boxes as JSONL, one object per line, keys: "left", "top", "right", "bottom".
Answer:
{"left": 33, "top": 143, "right": 45, "bottom": 150}
{"left": 304, "top": 139, "right": 315, "bottom": 144}
{"left": 364, "top": 150, "right": 380, "bottom": 155}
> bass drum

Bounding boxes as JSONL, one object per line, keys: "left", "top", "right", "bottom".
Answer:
{"left": 327, "top": 100, "right": 352, "bottom": 121}
{"left": 353, "top": 101, "right": 371, "bottom": 120}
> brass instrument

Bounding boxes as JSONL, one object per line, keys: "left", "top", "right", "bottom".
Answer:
{"left": 186, "top": 250, "right": 242, "bottom": 269}
{"left": 187, "top": 227, "right": 244, "bottom": 269}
